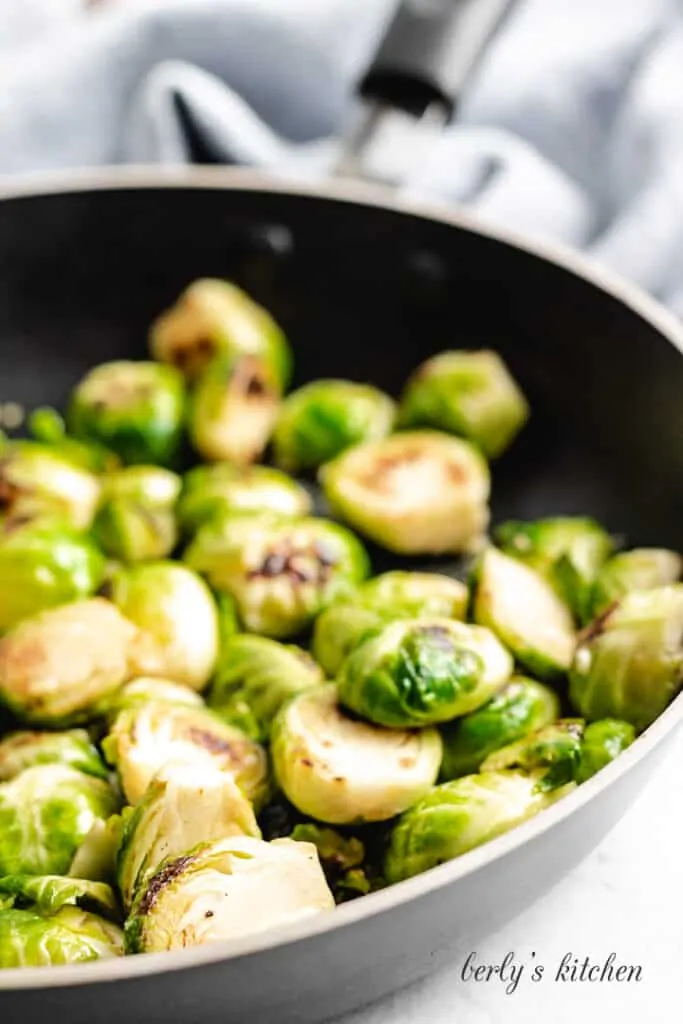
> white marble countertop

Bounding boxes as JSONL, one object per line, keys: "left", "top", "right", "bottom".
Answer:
{"left": 340, "top": 725, "right": 683, "bottom": 1024}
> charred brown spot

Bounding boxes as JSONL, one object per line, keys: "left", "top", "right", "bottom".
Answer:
{"left": 136, "top": 854, "right": 197, "bottom": 917}
{"left": 187, "top": 727, "right": 236, "bottom": 757}
{"left": 333, "top": 776, "right": 345, "bottom": 783}
{"left": 300, "top": 758, "right": 313, "bottom": 768}
{"left": 321, "top": 739, "right": 333, "bottom": 750}
{"left": 445, "top": 459, "right": 467, "bottom": 484}
{"left": 234, "top": 357, "right": 274, "bottom": 401}
{"left": 247, "top": 539, "right": 338, "bottom": 586}
{"left": 96, "top": 579, "right": 115, "bottom": 600}
{"left": 1, "top": 514, "right": 34, "bottom": 536}
{"left": 204, "top": 910, "right": 214, "bottom": 919}
{"left": 399, "top": 756, "right": 416, "bottom": 769}
{"left": 417, "top": 624, "right": 454, "bottom": 650}
{"left": 578, "top": 601, "right": 619, "bottom": 644}
{"left": 0, "top": 458, "right": 23, "bottom": 514}
{"left": 195, "top": 339, "right": 215, "bottom": 357}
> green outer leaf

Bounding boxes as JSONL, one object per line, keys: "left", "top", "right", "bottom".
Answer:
{"left": 0, "top": 876, "right": 119, "bottom": 921}
{"left": 439, "top": 677, "right": 560, "bottom": 780}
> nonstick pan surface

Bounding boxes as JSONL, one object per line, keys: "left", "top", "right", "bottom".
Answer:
{"left": 0, "top": 168, "right": 682, "bottom": 1024}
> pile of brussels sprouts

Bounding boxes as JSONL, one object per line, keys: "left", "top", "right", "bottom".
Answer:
{"left": 0, "top": 276, "right": 681, "bottom": 970}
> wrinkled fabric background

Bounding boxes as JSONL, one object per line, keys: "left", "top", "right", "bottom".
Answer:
{"left": 1, "top": 0, "right": 683, "bottom": 312}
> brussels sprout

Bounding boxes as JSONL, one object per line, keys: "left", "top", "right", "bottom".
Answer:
{"left": 398, "top": 350, "right": 529, "bottom": 458}
{"left": 125, "top": 834, "right": 332, "bottom": 953}
{"left": 0, "top": 442, "right": 101, "bottom": 530}
{"left": 67, "top": 361, "right": 186, "bottom": 467}
{"left": 185, "top": 512, "right": 369, "bottom": 639}
{"left": 288, "top": 823, "right": 384, "bottom": 903}
{"left": 93, "top": 465, "right": 181, "bottom": 564}
{"left": 312, "top": 571, "right": 469, "bottom": 677}
{"left": 569, "top": 586, "right": 683, "bottom": 731}
{"left": 337, "top": 619, "right": 513, "bottom": 728}
{"left": 495, "top": 517, "right": 613, "bottom": 622}
{"left": 0, "top": 875, "right": 118, "bottom": 920}
{"left": 0, "top": 518, "right": 106, "bottom": 632}
{"left": 472, "top": 547, "right": 576, "bottom": 681}
{"left": 319, "top": 430, "right": 490, "bottom": 555}
{"left": 103, "top": 699, "right": 269, "bottom": 808}
{"left": 591, "top": 548, "right": 682, "bottom": 618}
{"left": 0, "top": 598, "right": 144, "bottom": 725}
{"left": 188, "top": 352, "right": 281, "bottom": 465}
{"left": 0, "top": 729, "right": 108, "bottom": 782}
{"left": 481, "top": 720, "right": 585, "bottom": 790}
{"left": 0, "top": 765, "right": 119, "bottom": 876}
{"left": 149, "top": 278, "right": 292, "bottom": 389}
{"left": 178, "top": 463, "right": 311, "bottom": 537}
{"left": 68, "top": 815, "right": 124, "bottom": 884}
{"left": 384, "top": 770, "right": 571, "bottom": 883}
{"left": 575, "top": 719, "right": 636, "bottom": 783}
{"left": 110, "top": 562, "right": 219, "bottom": 692}
{"left": 0, "top": 907, "right": 123, "bottom": 968}
{"left": 27, "top": 406, "right": 120, "bottom": 474}
{"left": 117, "top": 762, "right": 261, "bottom": 909}
{"left": 439, "top": 677, "right": 560, "bottom": 780}
{"left": 208, "top": 635, "right": 324, "bottom": 742}
{"left": 273, "top": 379, "right": 396, "bottom": 473}
{"left": 105, "top": 678, "right": 204, "bottom": 717}
{"left": 271, "top": 683, "right": 442, "bottom": 824}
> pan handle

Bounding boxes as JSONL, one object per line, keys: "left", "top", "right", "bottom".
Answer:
{"left": 334, "top": 0, "right": 516, "bottom": 184}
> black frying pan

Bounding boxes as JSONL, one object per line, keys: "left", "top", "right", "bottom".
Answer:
{"left": 1, "top": 2, "right": 683, "bottom": 1021}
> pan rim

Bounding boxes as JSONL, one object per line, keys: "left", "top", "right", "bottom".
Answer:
{"left": 0, "top": 163, "right": 682, "bottom": 991}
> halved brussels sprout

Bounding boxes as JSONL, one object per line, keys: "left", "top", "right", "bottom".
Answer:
{"left": 398, "top": 350, "right": 529, "bottom": 458}
{"left": 312, "top": 571, "right": 469, "bottom": 677}
{"left": 149, "top": 278, "right": 292, "bottom": 389}
{"left": 273, "top": 379, "right": 396, "bottom": 473}
{"left": 208, "top": 635, "right": 324, "bottom": 742}
{"left": 178, "top": 463, "right": 311, "bottom": 534}
{"left": 0, "top": 906, "right": 123, "bottom": 967}
{"left": 110, "top": 562, "right": 220, "bottom": 692}
{"left": 590, "top": 548, "right": 682, "bottom": 618}
{"left": 67, "top": 361, "right": 186, "bottom": 467}
{"left": 481, "top": 720, "right": 585, "bottom": 790}
{"left": 185, "top": 512, "right": 369, "bottom": 639}
{"left": 439, "top": 677, "right": 560, "bottom": 780}
{"left": 319, "top": 430, "right": 490, "bottom": 555}
{"left": 0, "top": 875, "right": 118, "bottom": 920}
{"left": 125, "top": 835, "right": 333, "bottom": 954}
{"left": 337, "top": 618, "right": 513, "bottom": 728}
{"left": 495, "top": 516, "right": 613, "bottom": 622}
{"left": 189, "top": 352, "right": 280, "bottom": 465}
{"left": 93, "top": 465, "right": 181, "bottom": 564}
{"left": 384, "top": 770, "right": 572, "bottom": 883}
{"left": 271, "top": 684, "right": 442, "bottom": 824}
{"left": 472, "top": 547, "right": 576, "bottom": 681}
{"left": 0, "top": 765, "right": 119, "bottom": 876}
{"left": 0, "top": 729, "right": 108, "bottom": 782}
{"left": 117, "top": 761, "right": 261, "bottom": 909}
{"left": 0, "top": 598, "right": 144, "bottom": 725}
{"left": 0, "top": 518, "right": 106, "bottom": 632}
{"left": 0, "top": 442, "right": 101, "bottom": 530}
{"left": 569, "top": 586, "right": 683, "bottom": 731}
{"left": 103, "top": 699, "right": 269, "bottom": 807}
{"left": 575, "top": 719, "right": 636, "bottom": 783}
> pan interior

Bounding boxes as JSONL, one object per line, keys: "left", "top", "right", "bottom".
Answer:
{"left": 0, "top": 184, "right": 682, "bottom": 565}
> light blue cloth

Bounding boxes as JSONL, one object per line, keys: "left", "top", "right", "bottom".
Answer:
{"left": 1, "top": 0, "right": 683, "bottom": 313}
